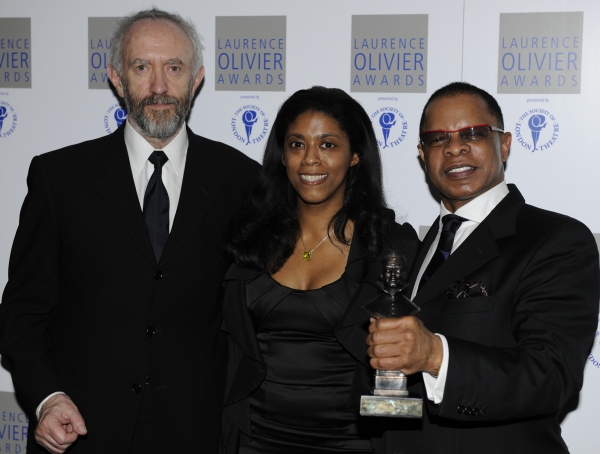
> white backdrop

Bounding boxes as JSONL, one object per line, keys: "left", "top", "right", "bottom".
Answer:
{"left": 1, "top": 1, "right": 599, "bottom": 452}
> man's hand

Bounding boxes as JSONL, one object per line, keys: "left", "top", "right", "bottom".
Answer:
{"left": 35, "top": 394, "right": 87, "bottom": 453}
{"left": 366, "top": 316, "right": 443, "bottom": 376}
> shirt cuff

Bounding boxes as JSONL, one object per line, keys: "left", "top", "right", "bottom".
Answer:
{"left": 36, "top": 392, "right": 65, "bottom": 419}
{"left": 422, "top": 333, "right": 449, "bottom": 404}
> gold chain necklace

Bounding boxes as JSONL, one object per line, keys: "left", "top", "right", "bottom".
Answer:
{"left": 301, "top": 230, "right": 334, "bottom": 261}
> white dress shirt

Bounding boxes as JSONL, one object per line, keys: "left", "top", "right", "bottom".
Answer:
{"left": 36, "top": 121, "right": 189, "bottom": 418}
{"left": 412, "top": 181, "right": 509, "bottom": 404}
{"left": 124, "top": 120, "right": 188, "bottom": 231}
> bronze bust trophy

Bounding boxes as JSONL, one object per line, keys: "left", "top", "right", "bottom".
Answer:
{"left": 360, "top": 249, "right": 423, "bottom": 418}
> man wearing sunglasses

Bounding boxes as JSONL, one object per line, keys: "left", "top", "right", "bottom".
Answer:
{"left": 367, "top": 82, "right": 599, "bottom": 453}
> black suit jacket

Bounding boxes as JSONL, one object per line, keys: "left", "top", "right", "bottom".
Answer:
{"left": 378, "top": 185, "right": 599, "bottom": 454}
{"left": 0, "top": 126, "right": 260, "bottom": 453}
{"left": 220, "top": 222, "right": 419, "bottom": 453}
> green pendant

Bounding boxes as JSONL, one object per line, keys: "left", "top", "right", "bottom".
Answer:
{"left": 303, "top": 250, "right": 312, "bottom": 261}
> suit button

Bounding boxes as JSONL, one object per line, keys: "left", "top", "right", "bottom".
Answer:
{"left": 132, "top": 383, "right": 142, "bottom": 393}
{"left": 466, "top": 407, "right": 473, "bottom": 416}
{"left": 473, "top": 408, "right": 481, "bottom": 416}
{"left": 153, "top": 270, "right": 163, "bottom": 280}
{"left": 457, "top": 405, "right": 466, "bottom": 414}
{"left": 146, "top": 327, "right": 155, "bottom": 337}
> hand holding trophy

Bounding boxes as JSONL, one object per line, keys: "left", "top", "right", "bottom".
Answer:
{"left": 360, "top": 249, "right": 423, "bottom": 418}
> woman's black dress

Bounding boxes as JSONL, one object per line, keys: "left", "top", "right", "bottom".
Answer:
{"left": 239, "top": 271, "right": 374, "bottom": 453}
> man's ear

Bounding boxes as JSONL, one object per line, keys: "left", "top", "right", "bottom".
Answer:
{"left": 107, "top": 64, "right": 125, "bottom": 98}
{"left": 500, "top": 132, "right": 512, "bottom": 163}
{"left": 192, "top": 66, "right": 205, "bottom": 95}
{"left": 417, "top": 144, "right": 427, "bottom": 170}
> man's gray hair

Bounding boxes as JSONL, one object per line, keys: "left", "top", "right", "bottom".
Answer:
{"left": 110, "top": 7, "right": 204, "bottom": 77}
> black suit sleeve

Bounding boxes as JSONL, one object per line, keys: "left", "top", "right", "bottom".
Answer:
{"left": 0, "top": 156, "right": 64, "bottom": 417}
{"left": 439, "top": 219, "right": 599, "bottom": 421}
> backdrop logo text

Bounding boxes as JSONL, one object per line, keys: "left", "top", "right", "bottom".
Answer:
{"left": 0, "top": 391, "right": 28, "bottom": 453}
{"left": 0, "top": 18, "right": 31, "bottom": 88}
{"left": 351, "top": 15, "right": 428, "bottom": 93}
{"left": 89, "top": 17, "right": 121, "bottom": 89}
{"left": 498, "top": 12, "right": 583, "bottom": 94}
{"left": 215, "top": 16, "right": 286, "bottom": 92}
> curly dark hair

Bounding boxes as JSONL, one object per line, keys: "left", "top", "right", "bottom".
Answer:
{"left": 225, "top": 86, "right": 393, "bottom": 273}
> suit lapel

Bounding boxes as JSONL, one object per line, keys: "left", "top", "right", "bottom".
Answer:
{"left": 413, "top": 223, "right": 500, "bottom": 305}
{"left": 405, "top": 218, "right": 440, "bottom": 298}
{"left": 95, "top": 128, "right": 156, "bottom": 265}
{"left": 412, "top": 185, "right": 525, "bottom": 306}
{"left": 158, "top": 131, "right": 217, "bottom": 266}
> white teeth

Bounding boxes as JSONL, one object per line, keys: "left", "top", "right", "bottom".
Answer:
{"left": 447, "top": 166, "right": 473, "bottom": 174}
{"left": 300, "top": 174, "right": 327, "bottom": 181}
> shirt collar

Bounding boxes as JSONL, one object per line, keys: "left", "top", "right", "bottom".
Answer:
{"left": 124, "top": 120, "right": 188, "bottom": 175}
{"left": 440, "top": 181, "right": 509, "bottom": 223}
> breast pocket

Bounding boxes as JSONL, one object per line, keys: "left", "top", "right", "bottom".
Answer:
{"left": 438, "top": 295, "right": 514, "bottom": 345}
{"left": 439, "top": 295, "right": 499, "bottom": 313}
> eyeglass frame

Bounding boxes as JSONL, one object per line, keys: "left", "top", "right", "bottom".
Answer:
{"left": 419, "top": 124, "right": 505, "bottom": 149}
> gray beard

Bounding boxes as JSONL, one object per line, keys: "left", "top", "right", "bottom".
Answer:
{"left": 122, "top": 79, "right": 193, "bottom": 141}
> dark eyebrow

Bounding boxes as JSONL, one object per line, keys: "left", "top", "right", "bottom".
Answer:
{"left": 319, "top": 133, "right": 341, "bottom": 139}
{"left": 286, "top": 132, "right": 341, "bottom": 140}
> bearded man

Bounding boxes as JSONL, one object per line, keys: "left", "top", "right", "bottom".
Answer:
{"left": 0, "top": 8, "right": 259, "bottom": 454}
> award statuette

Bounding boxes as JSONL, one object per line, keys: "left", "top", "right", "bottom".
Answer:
{"left": 360, "top": 249, "right": 423, "bottom": 418}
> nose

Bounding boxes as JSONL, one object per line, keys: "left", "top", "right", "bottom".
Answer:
{"left": 302, "top": 145, "right": 321, "bottom": 165}
{"left": 149, "top": 69, "right": 168, "bottom": 95}
{"left": 443, "top": 133, "right": 470, "bottom": 156}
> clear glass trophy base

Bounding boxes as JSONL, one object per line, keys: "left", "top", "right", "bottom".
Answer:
{"left": 360, "top": 370, "right": 423, "bottom": 418}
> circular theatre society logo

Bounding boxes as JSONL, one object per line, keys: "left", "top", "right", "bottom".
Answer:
{"left": 0, "top": 101, "right": 18, "bottom": 138}
{"left": 231, "top": 105, "right": 269, "bottom": 146}
{"left": 104, "top": 103, "right": 128, "bottom": 134}
{"left": 588, "top": 315, "right": 600, "bottom": 371}
{"left": 514, "top": 109, "right": 559, "bottom": 152}
{"left": 370, "top": 107, "right": 408, "bottom": 149}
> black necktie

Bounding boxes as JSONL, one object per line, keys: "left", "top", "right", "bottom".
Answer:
{"left": 418, "top": 214, "right": 466, "bottom": 290}
{"left": 144, "top": 151, "right": 169, "bottom": 261}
